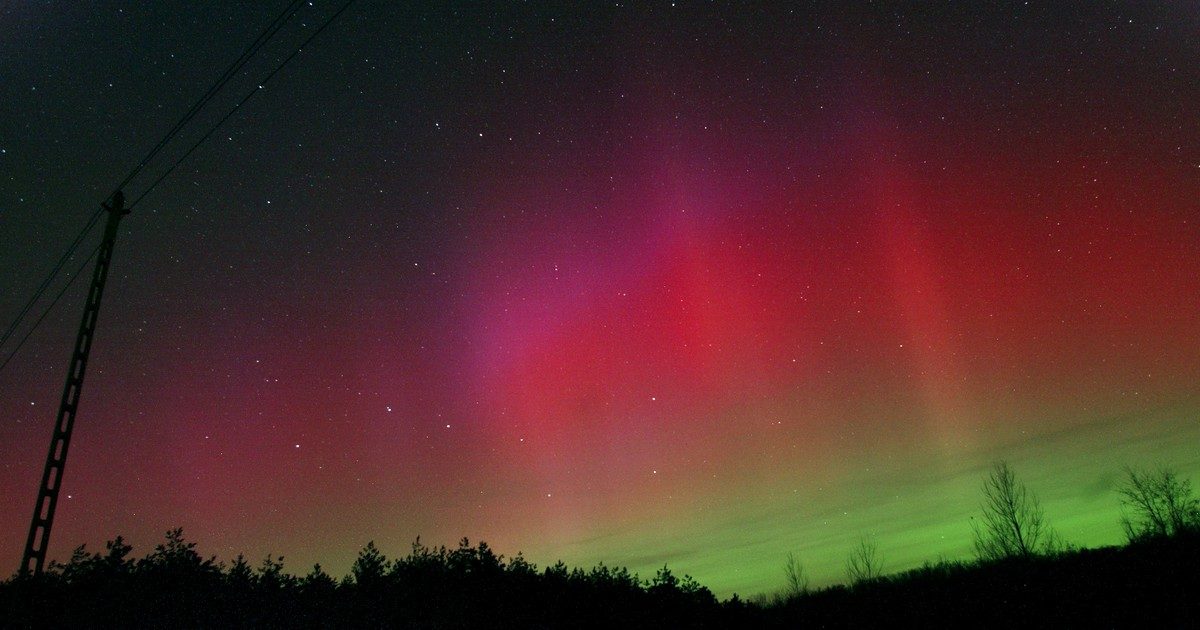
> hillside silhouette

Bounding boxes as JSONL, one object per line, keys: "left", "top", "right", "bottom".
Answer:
{"left": 3, "top": 463, "right": 1198, "bottom": 628}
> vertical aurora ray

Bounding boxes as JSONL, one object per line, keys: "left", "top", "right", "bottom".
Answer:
{"left": 433, "top": 100, "right": 1200, "bottom": 592}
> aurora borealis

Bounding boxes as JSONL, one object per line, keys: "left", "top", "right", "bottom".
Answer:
{"left": 1, "top": 2, "right": 1198, "bottom": 596}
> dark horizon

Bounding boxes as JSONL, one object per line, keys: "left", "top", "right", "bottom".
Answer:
{"left": 5, "top": 500, "right": 1200, "bottom": 628}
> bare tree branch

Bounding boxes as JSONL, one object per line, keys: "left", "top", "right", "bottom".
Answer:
{"left": 784, "top": 551, "right": 809, "bottom": 597}
{"left": 972, "top": 461, "right": 1057, "bottom": 560}
{"left": 845, "top": 536, "right": 883, "bottom": 585}
{"left": 1118, "top": 467, "right": 1200, "bottom": 541}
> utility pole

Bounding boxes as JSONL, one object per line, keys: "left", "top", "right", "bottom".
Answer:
{"left": 20, "top": 192, "right": 128, "bottom": 576}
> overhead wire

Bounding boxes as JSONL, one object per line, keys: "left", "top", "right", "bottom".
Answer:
{"left": 0, "top": 243, "right": 103, "bottom": 375}
{"left": 113, "top": 0, "right": 307, "bottom": 196}
{"left": 0, "top": 0, "right": 355, "bottom": 376}
{"left": 0, "top": 0, "right": 305, "bottom": 361}
{"left": 128, "top": 0, "right": 359, "bottom": 211}
{"left": 0, "top": 210, "right": 104, "bottom": 350}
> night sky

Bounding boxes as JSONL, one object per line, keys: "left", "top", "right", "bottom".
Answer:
{"left": 2, "top": 2, "right": 1198, "bottom": 596}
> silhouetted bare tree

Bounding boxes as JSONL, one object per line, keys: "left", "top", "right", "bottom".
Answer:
{"left": 972, "top": 461, "right": 1057, "bottom": 560}
{"left": 783, "top": 551, "right": 809, "bottom": 597}
{"left": 844, "top": 536, "right": 883, "bottom": 585}
{"left": 1118, "top": 466, "right": 1200, "bottom": 541}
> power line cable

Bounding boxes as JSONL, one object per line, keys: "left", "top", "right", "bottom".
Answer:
{"left": 129, "top": 0, "right": 359, "bottom": 211}
{"left": 0, "top": 209, "right": 104, "bottom": 350}
{"left": 0, "top": 0, "right": 346, "bottom": 375}
{"left": 113, "top": 0, "right": 307, "bottom": 195}
{"left": 1, "top": 0, "right": 305, "bottom": 359}
{"left": 0, "top": 243, "right": 102, "bottom": 376}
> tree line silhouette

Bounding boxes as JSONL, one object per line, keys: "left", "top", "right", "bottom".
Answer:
{"left": 2, "top": 462, "right": 1197, "bottom": 628}
{"left": 0, "top": 532, "right": 726, "bottom": 628}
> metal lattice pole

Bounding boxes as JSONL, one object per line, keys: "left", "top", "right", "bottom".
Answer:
{"left": 20, "top": 192, "right": 128, "bottom": 576}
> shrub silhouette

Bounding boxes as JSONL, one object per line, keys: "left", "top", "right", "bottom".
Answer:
{"left": 53, "top": 535, "right": 133, "bottom": 585}
{"left": 350, "top": 540, "right": 389, "bottom": 588}
{"left": 137, "top": 527, "right": 219, "bottom": 577}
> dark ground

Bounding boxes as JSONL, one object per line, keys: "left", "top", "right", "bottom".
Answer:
{"left": 2, "top": 530, "right": 1198, "bottom": 628}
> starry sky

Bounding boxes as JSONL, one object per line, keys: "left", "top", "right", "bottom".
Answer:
{"left": 1, "top": 2, "right": 1198, "bottom": 596}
